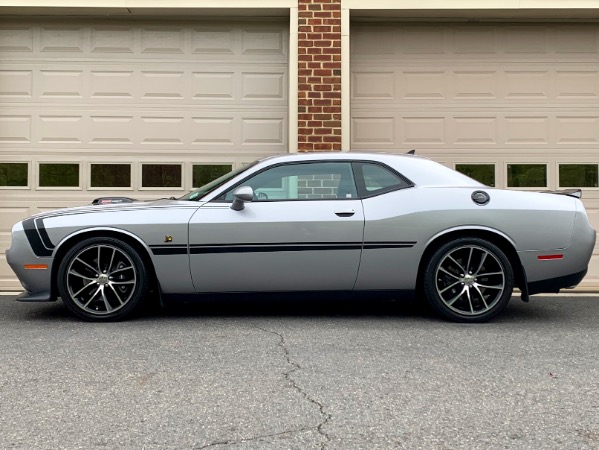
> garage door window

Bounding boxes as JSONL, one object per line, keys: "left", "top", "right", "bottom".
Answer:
{"left": 0, "top": 163, "right": 28, "bottom": 187}
{"left": 142, "top": 164, "right": 182, "bottom": 189}
{"left": 559, "top": 164, "right": 598, "bottom": 188}
{"left": 193, "top": 165, "right": 232, "bottom": 188}
{"left": 90, "top": 164, "right": 132, "bottom": 189}
{"left": 455, "top": 164, "right": 495, "bottom": 187}
{"left": 507, "top": 164, "right": 547, "bottom": 188}
{"left": 39, "top": 163, "right": 79, "bottom": 188}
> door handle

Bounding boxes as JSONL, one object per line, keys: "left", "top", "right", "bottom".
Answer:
{"left": 335, "top": 209, "right": 355, "bottom": 217}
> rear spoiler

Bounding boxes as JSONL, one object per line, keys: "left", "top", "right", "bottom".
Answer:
{"left": 541, "top": 189, "right": 582, "bottom": 199}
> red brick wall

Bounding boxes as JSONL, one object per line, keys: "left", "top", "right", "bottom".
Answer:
{"left": 298, "top": 0, "right": 342, "bottom": 151}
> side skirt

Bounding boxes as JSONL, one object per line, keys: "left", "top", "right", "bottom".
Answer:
{"left": 161, "top": 290, "right": 416, "bottom": 304}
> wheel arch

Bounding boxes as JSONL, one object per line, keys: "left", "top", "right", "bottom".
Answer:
{"left": 416, "top": 227, "right": 526, "bottom": 296}
{"left": 51, "top": 228, "right": 159, "bottom": 297}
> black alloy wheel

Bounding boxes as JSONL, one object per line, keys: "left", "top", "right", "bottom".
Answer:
{"left": 423, "top": 238, "right": 514, "bottom": 323}
{"left": 57, "top": 237, "right": 150, "bottom": 321}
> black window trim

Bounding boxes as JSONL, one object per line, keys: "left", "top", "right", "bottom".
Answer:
{"left": 210, "top": 159, "right": 414, "bottom": 204}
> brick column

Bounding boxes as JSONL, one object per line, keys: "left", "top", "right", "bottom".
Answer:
{"left": 297, "top": 0, "right": 342, "bottom": 151}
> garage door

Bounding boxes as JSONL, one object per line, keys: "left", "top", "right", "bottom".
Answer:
{"left": 0, "top": 18, "right": 288, "bottom": 290}
{"left": 351, "top": 23, "right": 599, "bottom": 288}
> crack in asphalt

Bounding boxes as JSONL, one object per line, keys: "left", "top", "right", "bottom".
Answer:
{"left": 194, "top": 427, "right": 313, "bottom": 449}
{"left": 193, "top": 327, "right": 332, "bottom": 450}
{"left": 257, "top": 327, "right": 332, "bottom": 450}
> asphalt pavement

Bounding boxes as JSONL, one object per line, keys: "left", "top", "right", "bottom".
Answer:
{"left": 1, "top": 294, "right": 598, "bottom": 449}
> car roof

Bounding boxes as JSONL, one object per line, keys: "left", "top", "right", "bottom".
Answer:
{"left": 253, "top": 151, "right": 482, "bottom": 188}
{"left": 257, "top": 151, "right": 423, "bottom": 164}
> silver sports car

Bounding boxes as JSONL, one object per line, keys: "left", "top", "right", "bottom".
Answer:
{"left": 6, "top": 152, "right": 596, "bottom": 322}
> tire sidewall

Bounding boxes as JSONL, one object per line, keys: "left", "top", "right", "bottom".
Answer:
{"left": 423, "top": 237, "right": 514, "bottom": 323}
{"left": 57, "top": 237, "right": 149, "bottom": 321}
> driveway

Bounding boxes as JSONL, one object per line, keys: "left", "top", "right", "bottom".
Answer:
{"left": 1, "top": 294, "right": 598, "bottom": 449}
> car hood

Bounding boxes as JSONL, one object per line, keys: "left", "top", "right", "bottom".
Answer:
{"left": 28, "top": 199, "right": 204, "bottom": 220}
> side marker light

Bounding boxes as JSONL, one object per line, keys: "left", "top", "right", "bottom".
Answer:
{"left": 24, "top": 264, "right": 48, "bottom": 270}
{"left": 537, "top": 254, "right": 563, "bottom": 261}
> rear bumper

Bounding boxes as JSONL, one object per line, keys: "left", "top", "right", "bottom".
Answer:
{"left": 528, "top": 268, "right": 588, "bottom": 295}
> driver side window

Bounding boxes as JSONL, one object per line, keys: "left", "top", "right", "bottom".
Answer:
{"left": 222, "top": 162, "right": 358, "bottom": 201}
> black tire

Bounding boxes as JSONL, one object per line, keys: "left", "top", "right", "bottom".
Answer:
{"left": 57, "top": 237, "right": 150, "bottom": 321}
{"left": 423, "top": 238, "right": 514, "bottom": 323}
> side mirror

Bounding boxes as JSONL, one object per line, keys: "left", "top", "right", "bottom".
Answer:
{"left": 230, "top": 186, "right": 254, "bottom": 211}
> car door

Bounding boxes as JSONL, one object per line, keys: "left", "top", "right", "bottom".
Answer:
{"left": 351, "top": 161, "right": 420, "bottom": 291}
{"left": 188, "top": 161, "right": 365, "bottom": 292}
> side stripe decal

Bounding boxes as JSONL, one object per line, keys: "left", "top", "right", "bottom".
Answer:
{"left": 149, "top": 245, "right": 188, "bottom": 255}
{"left": 189, "top": 243, "right": 362, "bottom": 254}
{"left": 363, "top": 242, "right": 417, "bottom": 249}
{"left": 150, "top": 242, "right": 416, "bottom": 256}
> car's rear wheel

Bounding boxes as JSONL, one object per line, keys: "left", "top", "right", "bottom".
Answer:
{"left": 57, "top": 237, "right": 150, "bottom": 321}
{"left": 423, "top": 238, "right": 514, "bottom": 323}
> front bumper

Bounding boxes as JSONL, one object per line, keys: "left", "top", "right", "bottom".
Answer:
{"left": 6, "top": 222, "right": 56, "bottom": 302}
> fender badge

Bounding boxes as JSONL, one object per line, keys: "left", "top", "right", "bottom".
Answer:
{"left": 164, "top": 235, "right": 173, "bottom": 243}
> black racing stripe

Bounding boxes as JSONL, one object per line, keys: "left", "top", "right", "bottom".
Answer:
{"left": 151, "top": 241, "right": 416, "bottom": 256}
{"left": 190, "top": 242, "right": 362, "bottom": 254}
{"left": 363, "top": 241, "right": 416, "bottom": 249}
{"left": 22, "top": 218, "right": 53, "bottom": 257}
{"left": 150, "top": 245, "right": 188, "bottom": 256}
{"left": 35, "top": 218, "right": 55, "bottom": 250}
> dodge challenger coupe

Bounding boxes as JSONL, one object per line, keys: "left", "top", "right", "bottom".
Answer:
{"left": 6, "top": 152, "right": 596, "bottom": 322}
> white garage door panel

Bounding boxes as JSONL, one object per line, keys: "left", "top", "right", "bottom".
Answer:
{"left": 0, "top": 65, "right": 287, "bottom": 105}
{"left": 0, "top": 19, "right": 288, "bottom": 290}
{"left": 351, "top": 23, "right": 599, "bottom": 289}
{"left": 351, "top": 111, "right": 599, "bottom": 150}
{"left": 0, "top": 109, "right": 286, "bottom": 152}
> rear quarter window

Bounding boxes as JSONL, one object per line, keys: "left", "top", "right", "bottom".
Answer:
{"left": 355, "top": 162, "right": 411, "bottom": 197}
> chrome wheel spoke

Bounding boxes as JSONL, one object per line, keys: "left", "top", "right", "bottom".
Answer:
{"left": 446, "top": 286, "right": 467, "bottom": 306}
{"left": 466, "top": 247, "right": 473, "bottom": 273}
{"left": 97, "top": 246, "right": 102, "bottom": 272}
{"left": 439, "top": 267, "right": 460, "bottom": 279}
{"left": 110, "top": 280, "right": 135, "bottom": 285}
{"left": 82, "top": 286, "right": 102, "bottom": 308}
{"left": 474, "top": 283, "right": 503, "bottom": 290}
{"left": 474, "top": 251, "right": 488, "bottom": 276}
{"left": 108, "top": 248, "right": 116, "bottom": 273}
{"left": 69, "top": 270, "right": 97, "bottom": 281}
{"left": 448, "top": 255, "right": 466, "bottom": 274}
{"left": 473, "top": 284, "right": 489, "bottom": 310}
{"left": 110, "top": 265, "right": 133, "bottom": 276}
{"left": 439, "top": 280, "right": 462, "bottom": 294}
{"left": 108, "top": 284, "right": 125, "bottom": 305}
{"left": 75, "top": 257, "right": 98, "bottom": 275}
{"left": 476, "top": 271, "right": 503, "bottom": 277}
{"left": 465, "top": 286, "right": 474, "bottom": 314}
{"left": 72, "top": 281, "right": 96, "bottom": 298}
{"left": 101, "top": 287, "right": 113, "bottom": 312}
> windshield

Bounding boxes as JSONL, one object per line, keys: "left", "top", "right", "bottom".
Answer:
{"left": 179, "top": 161, "right": 258, "bottom": 201}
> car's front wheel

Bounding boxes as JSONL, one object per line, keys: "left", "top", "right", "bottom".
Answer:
{"left": 57, "top": 237, "right": 150, "bottom": 321}
{"left": 423, "top": 238, "right": 514, "bottom": 323}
